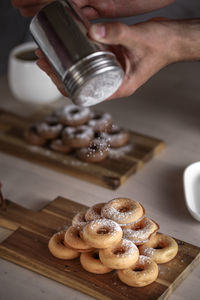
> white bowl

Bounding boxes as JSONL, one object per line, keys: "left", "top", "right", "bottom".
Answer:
{"left": 8, "top": 41, "right": 61, "bottom": 104}
{"left": 183, "top": 162, "right": 200, "bottom": 222}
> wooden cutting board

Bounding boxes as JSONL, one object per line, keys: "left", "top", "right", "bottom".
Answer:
{"left": 0, "top": 197, "right": 200, "bottom": 300}
{"left": 0, "top": 110, "right": 165, "bottom": 189}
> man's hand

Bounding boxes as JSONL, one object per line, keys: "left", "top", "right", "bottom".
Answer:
{"left": 73, "top": 0, "right": 175, "bottom": 19}
{"left": 11, "top": 0, "right": 175, "bottom": 18}
{"left": 36, "top": 19, "right": 200, "bottom": 100}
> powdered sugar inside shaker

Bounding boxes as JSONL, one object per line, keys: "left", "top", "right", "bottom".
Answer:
{"left": 30, "top": 0, "right": 124, "bottom": 107}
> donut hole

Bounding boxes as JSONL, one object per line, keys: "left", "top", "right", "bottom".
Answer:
{"left": 70, "top": 108, "right": 80, "bottom": 115}
{"left": 113, "top": 247, "right": 126, "bottom": 255}
{"left": 133, "top": 266, "right": 144, "bottom": 272}
{"left": 60, "top": 239, "right": 65, "bottom": 246}
{"left": 154, "top": 242, "right": 165, "bottom": 250}
{"left": 97, "top": 227, "right": 110, "bottom": 234}
{"left": 118, "top": 206, "right": 130, "bottom": 213}
{"left": 92, "top": 114, "right": 102, "bottom": 121}
{"left": 92, "top": 252, "right": 100, "bottom": 259}
{"left": 75, "top": 129, "right": 84, "bottom": 135}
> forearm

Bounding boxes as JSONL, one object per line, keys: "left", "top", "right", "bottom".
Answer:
{"left": 127, "top": 0, "right": 176, "bottom": 16}
{"left": 170, "top": 19, "right": 200, "bottom": 62}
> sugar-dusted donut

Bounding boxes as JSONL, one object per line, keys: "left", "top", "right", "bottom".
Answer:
{"left": 36, "top": 119, "right": 63, "bottom": 140}
{"left": 25, "top": 125, "right": 47, "bottom": 146}
{"left": 118, "top": 255, "right": 159, "bottom": 287}
{"left": 85, "top": 203, "right": 105, "bottom": 222}
{"left": 64, "top": 225, "right": 93, "bottom": 252}
{"left": 106, "top": 124, "right": 130, "bottom": 148}
{"left": 139, "top": 233, "right": 178, "bottom": 264}
{"left": 62, "top": 125, "right": 94, "bottom": 148}
{"left": 99, "top": 238, "right": 139, "bottom": 269}
{"left": 58, "top": 105, "right": 90, "bottom": 126}
{"left": 49, "top": 138, "right": 72, "bottom": 153}
{"left": 48, "top": 231, "right": 80, "bottom": 260}
{"left": 80, "top": 250, "right": 112, "bottom": 274}
{"left": 101, "top": 198, "right": 145, "bottom": 225}
{"left": 76, "top": 138, "right": 109, "bottom": 163}
{"left": 123, "top": 217, "right": 159, "bottom": 245}
{"left": 88, "top": 111, "right": 112, "bottom": 132}
{"left": 82, "top": 218, "right": 122, "bottom": 248}
{"left": 72, "top": 211, "right": 87, "bottom": 227}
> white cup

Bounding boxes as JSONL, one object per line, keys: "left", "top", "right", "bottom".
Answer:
{"left": 8, "top": 41, "right": 61, "bottom": 104}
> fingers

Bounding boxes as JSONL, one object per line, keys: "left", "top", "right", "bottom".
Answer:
{"left": 82, "top": 7, "right": 100, "bottom": 20}
{"left": 35, "top": 49, "right": 67, "bottom": 97}
{"left": 89, "top": 22, "right": 132, "bottom": 46}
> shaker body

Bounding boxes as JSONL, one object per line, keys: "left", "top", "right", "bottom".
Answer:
{"left": 30, "top": 0, "right": 124, "bottom": 106}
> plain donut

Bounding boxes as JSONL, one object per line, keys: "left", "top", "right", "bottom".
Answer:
{"left": 139, "top": 233, "right": 178, "bottom": 264}
{"left": 118, "top": 255, "right": 158, "bottom": 287}
{"left": 48, "top": 231, "right": 80, "bottom": 260}
{"left": 80, "top": 250, "right": 112, "bottom": 274}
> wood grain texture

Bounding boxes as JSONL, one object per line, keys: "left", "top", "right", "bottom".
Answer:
{"left": 0, "top": 197, "right": 200, "bottom": 300}
{"left": 0, "top": 110, "right": 165, "bottom": 190}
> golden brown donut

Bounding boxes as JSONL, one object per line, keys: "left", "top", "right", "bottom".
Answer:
{"left": 49, "top": 138, "right": 72, "bottom": 153}
{"left": 99, "top": 238, "right": 139, "bottom": 269}
{"left": 62, "top": 125, "right": 94, "bottom": 148}
{"left": 48, "top": 231, "right": 80, "bottom": 260}
{"left": 123, "top": 217, "right": 159, "bottom": 245}
{"left": 118, "top": 255, "right": 159, "bottom": 287}
{"left": 76, "top": 138, "right": 109, "bottom": 163}
{"left": 101, "top": 198, "right": 145, "bottom": 225}
{"left": 25, "top": 125, "right": 47, "bottom": 146}
{"left": 88, "top": 111, "right": 112, "bottom": 132}
{"left": 80, "top": 250, "right": 112, "bottom": 274}
{"left": 72, "top": 211, "right": 87, "bottom": 227}
{"left": 106, "top": 124, "right": 130, "bottom": 148}
{"left": 58, "top": 105, "right": 90, "bottom": 126}
{"left": 82, "top": 218, "right": 123, "bottom": 249}
{"left": 84, "top": 203, "right": 105, "bottom": 222}
{"left": 64, "top": 225, "right": 93, "bottom": 252}
{"left": 139, "top": 233, "right": 178, "bottom": 264}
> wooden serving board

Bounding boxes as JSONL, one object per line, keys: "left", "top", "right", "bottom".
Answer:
{"left": 0, "top": 110, "right": 165, "bottom": 189}
{"left": 0, "top": 197, "right": 200, "bottom": 300}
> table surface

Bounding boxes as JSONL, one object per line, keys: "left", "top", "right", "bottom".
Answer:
{"left": 0, "top": 61, "right": 200, "bottom": 300}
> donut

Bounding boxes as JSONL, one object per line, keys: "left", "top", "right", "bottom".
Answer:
{"left": 58, "top": 105, "right": 90, "bottom": 126}
{"left": 118, "top": 255, "right": 159, "bottom": 287}
{"left": 82, "top": 218, "right": 123, "bottom": 249}
{"left": 85, "top": 203, "right": 105, "bottom": 222}
{"left": 123, "top": 217, "right": 159, "bottom": 245}
{"left": 49, "top": 138, "right": 72, "bottom": 153}
{"left": 76, "top": 138, "right": 109, "bottom": 163}
{"left": 88, "top": 111, "right": 112, "bottom": 132}
{"left": 80, "top": 250, "right": 112, "bottom": 274}
{"left": 72, "top": 211, "right": 87, "bottom": 227}
{"left": 139, "top": 233, "right": 178, "bottom": 264}
{"left": 101, "top": 198, "right": 145, "bottom": 225}
{"left": 62, "top": 125, "right": 94, "bottom": 148}
{"left": 25, "top": 125, "right": 47, "bottom": 146}
{"left": 48, "top": 231, "right": 80, "bottom": 260}
{"left": 105, "top": 124, "right": 130, "bottom": 148}
{"left": 64, "top": 225, "right": 93, "bottom": 252}
{"left": 36, "top": 119, "right": 62, "bottom": 140}
{"left": 99, "top": 238, "right": 139, "bottom": 269}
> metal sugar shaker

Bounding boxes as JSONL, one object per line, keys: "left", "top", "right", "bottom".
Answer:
{"left": 30, "top": 0, "right": 124, "bottom": 107}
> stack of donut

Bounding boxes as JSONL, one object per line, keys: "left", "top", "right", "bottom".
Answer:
{"left": 48, "top": 197, "right": 178, "bottom": 287}
{"left": 25, "top": 104, "right": 130, "bottom": 163}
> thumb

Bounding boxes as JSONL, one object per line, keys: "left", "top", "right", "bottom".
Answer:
{"left": 89, "top": 22, "right": 131, "bottom": 46}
